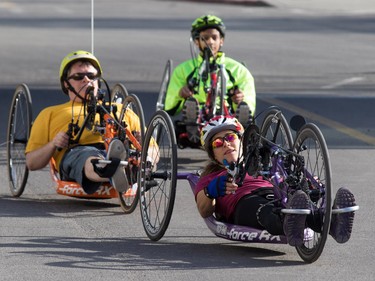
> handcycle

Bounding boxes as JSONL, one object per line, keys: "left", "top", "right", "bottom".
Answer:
{"left": 156, "top": 47, "right": 249, "bottom": 149}
{"left": 7, "top": 81, "right": 145, "bottom": 214}
{"left": 138, "top": 107, "right": 359, "bottom": 263}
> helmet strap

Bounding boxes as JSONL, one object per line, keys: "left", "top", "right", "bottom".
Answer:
{"left": 65, "top": 79, "right": 86, "bottom": 101}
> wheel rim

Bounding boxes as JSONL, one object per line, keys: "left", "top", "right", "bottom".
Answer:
{"left": 294, "top": 124, "right": 332, "bottom": 263}
{"left": 260, "top": 108, "right": 293, "bottom": 150}
{"left": 7, "top": 84, "right": 32, "bottom": 197}
{"left": 140, "top": 111, "right": 177, "bottom": 241}
{"left": 118, "top": 94, "right": 145, "bottom": 214}
{"left": 111, "top": 83, "right": 128, "bottom": 104}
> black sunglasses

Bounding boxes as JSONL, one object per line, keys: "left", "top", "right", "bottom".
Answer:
{"left": 67, "top": 72, "right": 100, "bottom": 81}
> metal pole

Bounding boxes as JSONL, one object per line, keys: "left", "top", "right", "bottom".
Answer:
{"left": 91, "top": 0, "right": 94, "bottom": 54}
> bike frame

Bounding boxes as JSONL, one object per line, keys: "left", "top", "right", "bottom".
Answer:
{"left": 181, "top": 172, "right": 288, "bottom": 244}
{"left": 199, "top": 58, "right": 230, "bottom": 123}
{"left": 50, "top": 88, "right": 143, "bottom": 199}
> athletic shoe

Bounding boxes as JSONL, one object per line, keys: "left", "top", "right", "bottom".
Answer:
{"left": 182, "top": 97, "right": 200, "bottom": 143}
{"left": 107, "top": 139, "right": 128, "bottom": 192}
{"left": 283, "top": 190, "right": 309, "bottom": 246}
{"left": 330, "top": 187, "right": 356, "bottom": 243}
{"left": 235, "top": 101, "right": 251, "bottom": 127}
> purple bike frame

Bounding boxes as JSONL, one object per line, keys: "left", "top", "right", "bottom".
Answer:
{"left": 176, "top": 172, "right": 288, "bottom": 244}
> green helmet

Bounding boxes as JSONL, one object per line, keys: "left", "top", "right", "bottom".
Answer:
{"left": 59, "top": 50, "right": 102, "bottom": 95}
{"left": 191, "top": 15, "right": 226, "bottom": 39}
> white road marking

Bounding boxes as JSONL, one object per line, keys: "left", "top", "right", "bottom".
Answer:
{"left": 321, "top": 77, "right": 365, "bottom": 89}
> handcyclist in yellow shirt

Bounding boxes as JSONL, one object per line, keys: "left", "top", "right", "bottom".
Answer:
{"left": 25, "top": 50, "right": 141, "bottom": 194}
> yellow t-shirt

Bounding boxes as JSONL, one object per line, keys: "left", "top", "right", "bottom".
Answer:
{"left": 25, "top": 100, "right": 141, "bottom": 170}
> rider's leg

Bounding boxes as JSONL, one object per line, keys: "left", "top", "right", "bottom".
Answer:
{"left": 257, "top": 204, "right": 284, "bottom": 235}
{"left": 235, "top": 101, "right": 252, "bottom": 127}
{"left": 182, "top": 97, "right": 200, "bottom": 143}
{"left": 233, "top": 193, "right": 283, "bottom": 235}
{"left": 84, "top": 156, "right": 109, "bottom": 182}
{"left": 60, "top": 142, "right": 127, "bottom": 194}
{"left": 85, "top": 140, "right": 128, "bottom": 193}
{"left": 60, "top": 146, "right": 107, "bottom": 194}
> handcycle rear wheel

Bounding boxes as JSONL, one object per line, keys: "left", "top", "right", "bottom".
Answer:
{"left": 156, "top": 59, "right": 172, "bottom": 111}
{"left": 117, "top": 94, "right": 145, "bottom": 214}
{"left": 139, "top": 110, "right": 177, "bottom": 241}
{"left": 293, "top": 123, "right": 332, "bottom": 263}
{"left": 7, "top": 84, "right": 33, "bottom": 197}
{"left": 260, "top": 107, "right": 293, "bottom": 150}
{"left": 111, "top": 83, "right": 128, "bottom": 104}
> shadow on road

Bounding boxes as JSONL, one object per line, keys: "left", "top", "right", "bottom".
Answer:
{"left": 0, "top": 195, "right": 123, "bottom": 218}
{"left": 0, "top": 235, "right": 304, "bottom": 270}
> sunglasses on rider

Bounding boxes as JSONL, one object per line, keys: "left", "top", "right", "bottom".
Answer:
{"left": 68, "top": 72, "right": 100, "bottom": 81}
{"left": 211, "top": 132, "right": 239, "bottom": 149}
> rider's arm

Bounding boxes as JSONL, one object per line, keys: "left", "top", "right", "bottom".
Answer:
{"left": 226, "top": 58, "right": 256, "bottom": 114}
{"left": 196, "top": 190, "right": 215, "bottom": 218}
{"left": 164, "top": 59, "right": 197, "bottom": 115}
{"left": 179, "top": 85, "right": 193, "bottom": 99}
{"left": 235, "top": 66, "right": 255, "bottom": 114}
{"left": 164, "top": 67, "right": 186, "bottom": 115}
{"left": 25, "top": 106, "right": 70, "bottom": 171}
{"left": 195, "top": 174, "right": 234, "bottom": 218}
{"left": 26, "top": 131, "right": 69, "bottom": 170}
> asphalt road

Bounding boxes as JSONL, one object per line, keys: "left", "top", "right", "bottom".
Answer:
{"left": 1, "top": 0, "right": 375, "bottom": 280}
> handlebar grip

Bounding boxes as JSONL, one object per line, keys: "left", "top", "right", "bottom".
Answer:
{"left": 56, "top": 129, "right": 72, "bottom": 152}
{"left": 188, "top": 78, "right": 196, "bottom": 91}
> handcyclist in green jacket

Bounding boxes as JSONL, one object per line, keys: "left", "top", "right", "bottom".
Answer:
{"left": 164, "top": 15, "right": 256, "bottom": 146}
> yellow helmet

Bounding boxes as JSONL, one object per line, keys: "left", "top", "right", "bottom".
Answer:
{"left": 59, "top": 50, "right": 102, "bottom": 94}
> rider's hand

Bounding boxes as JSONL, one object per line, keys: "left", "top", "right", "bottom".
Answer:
{"left": 205, "top": 175, "right": 232, "bottom": 199}
{"left": 230, "top": 88, "right": 244, "bottom": 105}
{"left": 179, "top": 85, "right": 193, "bottom": 99}
{"left": 53, "top": 132, "right": 69, "bottom": 150}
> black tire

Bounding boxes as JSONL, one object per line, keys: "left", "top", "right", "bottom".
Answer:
{"left": 139, "top": 110, "right": 177, "bottom": 241}
{"left": 7, "top": 84, "right": 32, "bottom": 197}
{"left": 216, "top": 65, "right": 226, "bottom": 116}
{"left": 293, "top": 123, "right": 332, "bottom": 263}
{"left": 260, "top": 108, "right": 293, "bottom": 150}
{"left": 117, "top": 94, "right": 145, "bottom": 214}
{"left": 156, "top": 59, "right": 172, "bottom": 111}
{"left": 111, "top": 83, "right": 128, "bottom": 104}
{"left": 241, "top": 124, "right": 261, "bottom": 177}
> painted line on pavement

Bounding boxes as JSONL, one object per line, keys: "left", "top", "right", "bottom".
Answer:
{"left": 260, "top": 97, "right": 375, "bottom": 146}
{"left": 321, "top": 77, "right": 365, "bottom": 89}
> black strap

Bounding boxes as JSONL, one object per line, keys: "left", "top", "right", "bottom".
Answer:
{"left": 91, "top": 158, "right": 120, "bottom": 178}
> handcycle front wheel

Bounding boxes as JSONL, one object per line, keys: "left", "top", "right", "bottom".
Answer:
{"left": 117, "top": 94, "right": 145, "bottom": 214}
{"left": 293, "top": 123, "right": 332, "bottom": 263}
{"left": 260, "top": 107, "right": 293, "bottom": 150}
{"left": 7, "top": 83, "right": 33, "bottom": 197}
{"left": 139, "top": 110, "right": 177, "bottom": 241}
{"left": 156, "top": 59, "right": 172, "bottom": 111}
